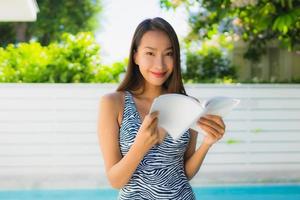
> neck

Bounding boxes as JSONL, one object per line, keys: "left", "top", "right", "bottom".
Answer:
{"left": 134, "top": 83, "right": 166, "bottom": 101}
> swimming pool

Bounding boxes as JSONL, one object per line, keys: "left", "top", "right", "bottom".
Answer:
{"left": 0, "top": 184, "right": 299, "bottom": 200}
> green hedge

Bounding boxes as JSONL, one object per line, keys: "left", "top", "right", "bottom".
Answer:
{"left": 183, "top": 46, "right": 237, "bottom": 83}
{"left": 0, "top": 32, "right": 126, "bottom": 83}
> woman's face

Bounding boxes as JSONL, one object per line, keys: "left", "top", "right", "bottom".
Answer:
{"left": 134, "top": 30, "right": 174, "bottom": 87}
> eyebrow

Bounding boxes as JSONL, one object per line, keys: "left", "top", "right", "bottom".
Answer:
{"left": 144, "top": 46, "right": 173, "bottom": 51}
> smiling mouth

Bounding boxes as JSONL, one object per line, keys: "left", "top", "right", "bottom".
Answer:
{"left": 151, "top": 71, "right": 166, "bottom": 77}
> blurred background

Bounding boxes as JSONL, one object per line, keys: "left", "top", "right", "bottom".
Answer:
{"left": 0, "top": 0, "right": 299, "bottom": 199}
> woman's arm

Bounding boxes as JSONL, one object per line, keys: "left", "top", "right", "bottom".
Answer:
{"left": 97, "top": 93, "right": 160, "bottom": 189}
{"left": 184, "top": 115, "right": 225, "bottom": 180}
{"left": 184, "top": 130, "right": 211, "bottom": 180}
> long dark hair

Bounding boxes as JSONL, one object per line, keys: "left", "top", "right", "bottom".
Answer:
{"left": 116, "top": 17, "right": 187, "bottom": 96}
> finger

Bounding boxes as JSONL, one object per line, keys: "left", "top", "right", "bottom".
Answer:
{"left": 148, "top": 117, "right": 158, "bottom": 131}
{"left": 150, "top": 127, "right": 160, "bottom": 143}
{"left": 203, "top": 116, "right": 225, "bottom": 134}
{"left": 158, "top": 127, "right": 167, "bottom": 135}
{"left": 199, "top": 117, "right": 224, "bottom": 134}
{"left": 198, "top": 122, "right": 220, "bottom": 138}
{"left": 203, "top": 115, "right": 225, "bottom": 129}
{"left": 143, "top": 111, "right": 159, "bottom": 127}
{"left": 199, "top": 123, "right": 223, "bottom": 139}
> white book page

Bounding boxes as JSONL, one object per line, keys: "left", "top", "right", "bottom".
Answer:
{"left": 150, "top": 94, "right": 240, "bottom": 140}
{"left": 190, "top": 96, "right": 240, "bottom": 135}
{"left": 149, "top": 94, "right": 203, "bottom": 140}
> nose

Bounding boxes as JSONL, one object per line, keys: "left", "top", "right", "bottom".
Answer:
{"left": 154, "top": 55, "right": 165, "bottom": 70}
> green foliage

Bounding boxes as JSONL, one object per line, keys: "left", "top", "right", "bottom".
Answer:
{"left": 45, "top": 32, "right": 101, "bottom": 83}
{"left": 0, "top": 42, "right": 49, "bottom": 82}
{"left": 94, "top": 60, "right": 128, "bottom": 83}
{"left": 226, "top": 139, "right": 241, "bottom": 145}
{"left": 0, "top": 0, "right": 102, "bottom": 46}
{"left": 0, "top": 32, "right": 125, "bottom": 83}
{"left": 161, "top": 0, "right": 300, "bottom": 62}
{"left": 183, "top": 46, "right": 237, "bottom": 83}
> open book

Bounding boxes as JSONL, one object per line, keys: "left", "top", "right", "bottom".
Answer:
{"left": 149, "top": 94, "right": 240, "bottom": 140}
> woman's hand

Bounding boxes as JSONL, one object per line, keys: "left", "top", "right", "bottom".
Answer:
{"left": 134, "top": 111, "right": 162, "bottom": 154}
{"left": 196, "top": 114, "right": 226, "bottom": 146}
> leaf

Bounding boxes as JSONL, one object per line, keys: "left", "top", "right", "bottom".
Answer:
{"left": 272, "top": 14, "right": 293, "bottom": 34}
{"left": 226, "top": 139, "right": 240, "bottom": 144}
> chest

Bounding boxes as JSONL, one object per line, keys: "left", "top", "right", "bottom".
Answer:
{"left": 133, "top": 97, "right": 152, "bottom": 122}
{"left": 118, "top": 96, "right": 151, "bottom": 125}
{"left": 118, "top": 91, "right": 191, "bottom": 158}
{"left": 119, "top": 111, "right": 190, "bottom": 158}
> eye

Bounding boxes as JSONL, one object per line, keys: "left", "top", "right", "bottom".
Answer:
{"left": 146, "top": 52, "right": 154, "bottom": 56}
{"left": 166, "top": 52, "right": 173, "bottom": 56}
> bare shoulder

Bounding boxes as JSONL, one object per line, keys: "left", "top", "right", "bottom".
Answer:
{"left": 99, "top": 91, "right": 125, "bottom": 115}
{"left": 100, "top": 91, "right": 124, "bottom": 103}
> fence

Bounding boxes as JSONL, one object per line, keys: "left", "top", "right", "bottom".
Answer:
{"left": 0, "top": 83, "right": 299, "bottom": 189}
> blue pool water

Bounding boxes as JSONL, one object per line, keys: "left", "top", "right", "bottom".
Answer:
{"left": 0, "top": 184, "right": 299, "bottom": 200}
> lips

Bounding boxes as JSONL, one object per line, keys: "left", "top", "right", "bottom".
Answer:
{"left": 151, "top": 71, "right": 166, "bottom": 78}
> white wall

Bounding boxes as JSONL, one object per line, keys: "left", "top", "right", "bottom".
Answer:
{"left": 0, "top": 84, "right": 299, "bottom": 189}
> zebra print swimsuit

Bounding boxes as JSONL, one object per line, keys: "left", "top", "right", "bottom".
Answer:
{"left": 118, "top": 90, "right": 196, "bottom": 200}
